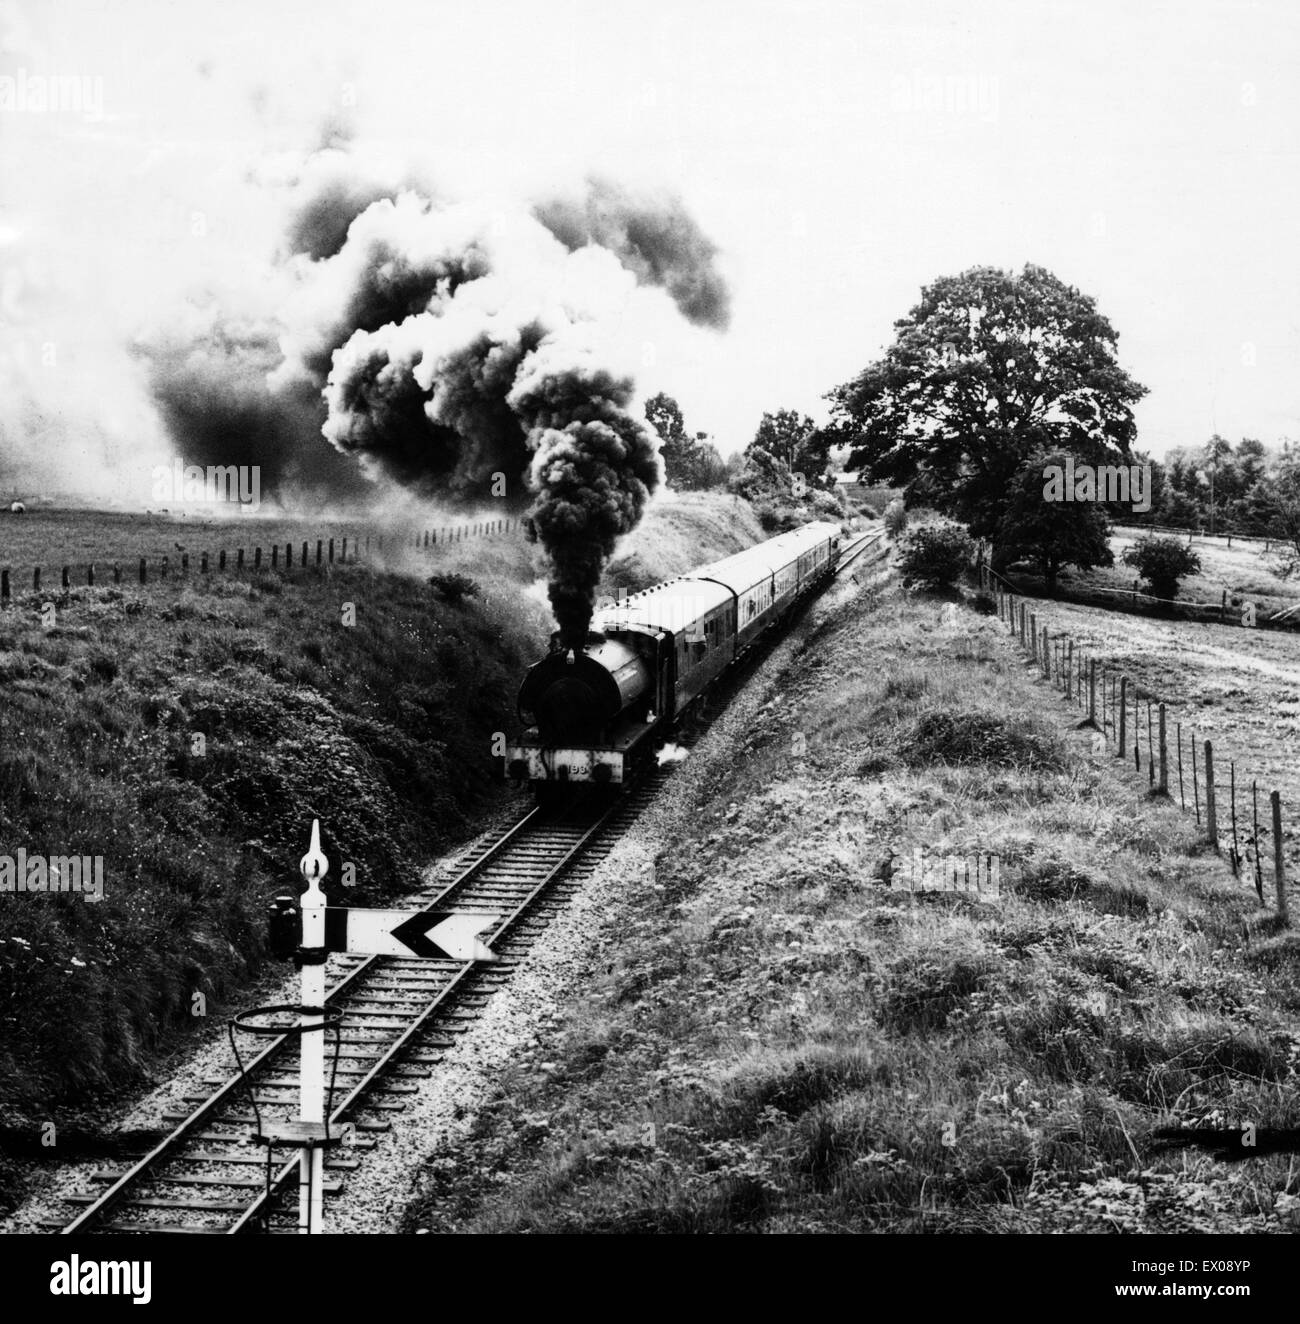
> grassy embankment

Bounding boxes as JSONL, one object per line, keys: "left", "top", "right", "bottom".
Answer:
{"left": 403, "top": 570, "right": 1300, "bottom": 1233}
{"left": 0, "top": 490, "right": 763, "bottom": 1210}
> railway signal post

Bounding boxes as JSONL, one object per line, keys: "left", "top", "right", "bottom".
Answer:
{"left": 265, "top": 821, "right": 502, "bottom": 1233}
{"left": 298, "top": 820, "right": 330, "bottom": 1236}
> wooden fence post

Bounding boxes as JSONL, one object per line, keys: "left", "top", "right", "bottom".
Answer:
{"left": 285, "top": 542, "right": 293, "bottom": 568}
{"left": 182, "top": 552, "right": 189, "bottom": 574}
{"left": 112, "top": 563, "right": 119, "bottom": 585}
{"left": 139, "top": 557, "right": 147, "bottom": 585}
{"left": 1158, "top": 704, "right": 1168, "bottom": 795}
{"left": 1272, "top": 791, "right": 1289, "bottom": 922}
{"left": 218, "top": 550, "right": 226, "bottom": 571}
{"left": 254, "top": 547, "right": 262, "bottom": 569}
{"left": 0, "top": 569, "right": 8, "bottom": 604}
{"left": 272, "top": 545, "right": 278, "bottom": 569}
{"left": 1204, "top": 741, "right": 1217, "bottom": 848}
{"left": 342, "top": 537, "right": 348, "bottom": 562}
{"left": 302, "top": 541, "right": 308, "bottom": 567}
{"left": 201, "top": 552, "right": 209, "bottom": 573}
{"left": 1088, "top": 659, "right": 1097, "bottom": 726}
{"left": 1041, "top": 627, "right": 1049, "bottom": 679}
{"left": 61, "top": 565, "right": 70, "bottom": 589}
{"left": 237, "top": 549, "right": 244, "bottom": 569}
{"left": 33, "top": 567, "right": 40, "bottom": 591}
{"left": 329, "top": 537, "right": 335, "bottom": 564}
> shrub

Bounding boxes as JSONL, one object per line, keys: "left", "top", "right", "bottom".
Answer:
{"left": 428, "top": 571, "right": 481, "bottom": 603}
{"left": 1121, "top": 535, "right": 1201, "bottom": 602}
{"left": 883, "top": 499, "right": 907, "bottom": 537}
{"left": 905, "top": 709, "right": 1064, "bottom": 770}
{"left": 897, "top": 523, "right": 974, "bottom": 590}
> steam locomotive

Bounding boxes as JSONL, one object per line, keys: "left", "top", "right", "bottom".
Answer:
{"left": 506, "top": 521, "right": 843, "bottom": 793}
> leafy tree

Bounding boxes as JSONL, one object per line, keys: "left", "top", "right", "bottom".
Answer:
{"left": 750, "top": 409, "right": 834, "bottom": 486}
{"left": 644, "top": 393, "right": 726, "bottom": 490}
{"left": 1122, "top": 535, "right": 1201, "bottom": 602}
{"left": 1248, "top": 455, "right": 1300, "bottom": 573}
{"left": 727, "top": 444, "right": 843, "bottom": 533}
{"left": 897, "top": 523, "right": 974, "bottom": 590}
{"left": 1156, "top": 485, "right": 1201, "bottom": 528}
{"left": 685, "top": 432, "right": 728, "bottom": 490}
{"left": 826, "top": 264, "right": 1147, "bottom": 553}
{"left": 996, "top": 452, "right": 1114, "bottom": 593}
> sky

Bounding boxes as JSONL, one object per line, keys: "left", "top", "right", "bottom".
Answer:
{"left": 1, "top": 0, "right": 1297, "bottom": 490}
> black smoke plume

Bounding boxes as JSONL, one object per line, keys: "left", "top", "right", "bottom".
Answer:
{"left": 143, "top": 158, "right": 727, "bottom": 639}
{"left": 533, "top": 176, "right": 731, "bottom": 331}
{"left": 315, "top": 198, "right": 676, "bottom": 644}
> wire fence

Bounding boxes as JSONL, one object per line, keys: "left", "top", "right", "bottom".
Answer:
{"left": 979, "top": 562, "right": 1293, "bottom": 923}
{"left": 1114, "top": 520, "right": 1284, "bottom": 550}
{"left": 0, "top": 517, "right": 527, "bottom": 605}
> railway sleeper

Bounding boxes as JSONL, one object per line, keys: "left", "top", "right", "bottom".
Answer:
{"left": 170, "top": 1150, "right": 362, "bottom": 1168}
{"left": 161, "top": 1111, "right": 391, "bottom": 1131}
{"left": 66, "top": 1194, "right": 333, "bottom": 1213}
{"left": 88, "top": 1171, "right": 347, "bottom": 1191}
{"left": 178, "top": 1129, "right": 377, "bottom": 1148}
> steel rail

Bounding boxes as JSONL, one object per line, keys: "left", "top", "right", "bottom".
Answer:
{"left": 60, "top": 804, "right": 551, "bottom": 1233}
{"left": 226, "top": 800, "right": 621, "bottom": 1232}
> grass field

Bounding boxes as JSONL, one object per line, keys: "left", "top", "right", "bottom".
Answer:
{"left": 999, "top": 524, "right": 1299, "bottom": 868}
{"left": 400, "top": 574, "right": 1300, "bottom": 1234}
{"left": 1014, "top": 526, "right": 1300, "bottom": 621}
{"left": 0, "top": 508, "right": 380, "bottom": 579}
{"left": 998, "top": 597, "right": 1300, "bottom": 869}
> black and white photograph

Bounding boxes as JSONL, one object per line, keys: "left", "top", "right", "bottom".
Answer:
{"left": 0, "top": 0, "right": 1297, "bottom": 1298}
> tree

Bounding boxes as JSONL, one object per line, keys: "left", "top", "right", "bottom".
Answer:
{"left": 686, "top": 432, "right": 728, "bottom": 490}
{"left": 1248, "top": 455, "right": 1300, "bottom": 574}
{"left": 826, "top": 264, "right": 1147, "bottom": 551}
{"left": 897, "top": 523, "right": 975, "bottom": 590}
{"left": 996, "top": 452, "right": 1114, "bottom": 593}
{"left": 644, "top": 393, "right": 726, "bottom": 490}
{"left": 1122, "top": 535, "right": 1201, "bottom": 602}
{"left": 750, "top": 409, "right": 834, "bottom": 486}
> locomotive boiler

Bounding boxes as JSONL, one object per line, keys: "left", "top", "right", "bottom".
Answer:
{"left": 506, "top": 521, "right": 842, "bottom": 792}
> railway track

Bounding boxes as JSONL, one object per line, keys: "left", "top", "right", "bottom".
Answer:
{"left": 50, "top": 789, "right": 657, "bottom": 1235}
{"left": 49, "top": 524, "right": 884, "bottom": 1235}
{"left": 835, "top": 526, "right": 888, "bottom": 574}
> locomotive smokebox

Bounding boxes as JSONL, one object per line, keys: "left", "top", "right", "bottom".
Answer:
{"left": 517, "top": 636, "right": 651, "bottom": 745}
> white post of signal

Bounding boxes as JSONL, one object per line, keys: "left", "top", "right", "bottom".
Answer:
{"left": 298, "top": 819, "right": 329, "bottom": 1235}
